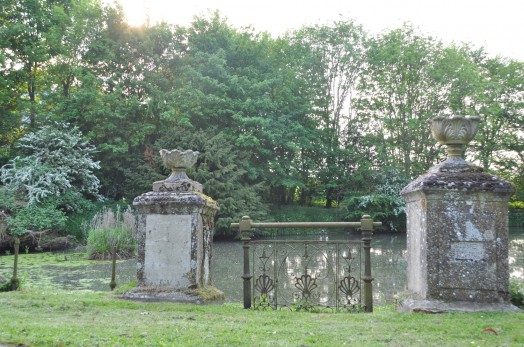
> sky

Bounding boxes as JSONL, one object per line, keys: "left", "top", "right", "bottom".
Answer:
{"left": 119, "top": 0, "right": 524, "bottom": 61}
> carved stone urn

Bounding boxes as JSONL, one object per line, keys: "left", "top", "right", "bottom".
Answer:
{"left": 161, "top": 149, "right": 198, "bottom": 180}
{"left": 428, "top": 115, "right": 481, "bottom": 168}
{"left": 152, "top": 149, "right": 202, "bottom": 192}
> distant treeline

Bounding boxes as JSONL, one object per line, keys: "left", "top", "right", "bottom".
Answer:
{"left": 1, "top": 1, "right": 523, "bottom": 236}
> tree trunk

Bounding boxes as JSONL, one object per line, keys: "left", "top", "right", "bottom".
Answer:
{"left": 298, "top": 187, "right": 309, "bottom": 206}
{"left": 325, "top": 188, "right": 334, "bottom": 208}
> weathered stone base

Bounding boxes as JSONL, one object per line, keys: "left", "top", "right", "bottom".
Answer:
{"left": 399, "top": 297, "right": 522, "bottom": 313}
{"left": 122, "top": 286, "right": 225, "bottom": 304}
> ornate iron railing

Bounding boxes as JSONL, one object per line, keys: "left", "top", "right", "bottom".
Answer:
{"left": 230, "top": 215, "right": 381, "bottom": 312}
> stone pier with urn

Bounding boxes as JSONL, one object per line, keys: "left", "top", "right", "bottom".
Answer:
{"left": 400, "top": 116, "right": 520, "bottom": 312}
{"left": 124, "top": 149, "right": 221, "bottom": 303}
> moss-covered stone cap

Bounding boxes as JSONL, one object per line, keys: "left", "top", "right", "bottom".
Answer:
{"left": 133, "top": 191, "right": 219, "bottom": 210}
{"left": 401, "top": 169, "right": 514, "bottom": 195}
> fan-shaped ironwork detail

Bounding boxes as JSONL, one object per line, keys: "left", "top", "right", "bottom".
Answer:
{"left": 294, "top": 274, "right": 317, "bottom": 299}
{"left": 255, "top": 274, "right": 274, "bottom": 295}
{"left": 340, "top": 276, "right": 360, "bottom": 298}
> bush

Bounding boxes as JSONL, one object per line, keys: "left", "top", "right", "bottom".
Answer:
{"left": 343, "top": 168, "right": 409, "bottom": 232}
{"left": 343, "top": 194, "right": 406, "bottom": 231}
{"left": 510, "top": 278, "right": 524, "bottom": 308}
{"left": 0, "top": 188, "right": 68, "bottom": 236}
{"left": 509, "top": 201, "right": 524, "bottom": 210}
{"left": 86, "top": 206, "right": 137, "bottom": 259}
{"left": 0, "top": 188, "right": 96, "bottom": 239}
{"left": 0, "top": 123, "right": 101, "bottom": 238}
{"left": 0, "top": 123, "right": 101, "bottom": 205}
{"left": 7, "top": 203, "right": 67, "bottom": 236}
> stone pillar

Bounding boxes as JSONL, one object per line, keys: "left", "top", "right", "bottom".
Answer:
{"left": 400, "top": 116, "right": 520, "bottom": 312}
{"left": 127, "top": 149, "right": 221, "bottom": 303}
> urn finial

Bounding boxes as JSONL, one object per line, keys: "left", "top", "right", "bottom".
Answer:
{"left": 429, "top": 115, "right": 481, "bottom": 168}
{"left": 153, "top": 149, "right": 202, "bottom": 192}
{"left": 159, "top": 149, "right": 199, "bottom": 181}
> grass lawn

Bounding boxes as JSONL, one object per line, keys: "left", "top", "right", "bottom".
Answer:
{"left": 0, "top": 289, "right": 523, "bottom": 347}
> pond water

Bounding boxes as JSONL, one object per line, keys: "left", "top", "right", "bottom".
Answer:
{"left": 212, "top": 228, "right": 524, "bottom": 305}
{"left": 1, "top": 229, "right": 523, "bottom": 307}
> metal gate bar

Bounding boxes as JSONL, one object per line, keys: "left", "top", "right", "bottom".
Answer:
{"left": 230, "top": 215, "right": 380, "bottom": 312}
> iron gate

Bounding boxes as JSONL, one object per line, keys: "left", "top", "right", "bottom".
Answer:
{"left": 231, "top": 215, "right": 381, "bottom": 312}
{"left": 251, "top": 239, "right": 362, "bottom": 311}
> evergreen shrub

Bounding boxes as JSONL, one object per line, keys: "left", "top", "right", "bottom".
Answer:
{"left": 155, "top": 126, "right": 268, "bottom": 238}
{"left": 344, "top": 194, "right": 406, "bottom": 231}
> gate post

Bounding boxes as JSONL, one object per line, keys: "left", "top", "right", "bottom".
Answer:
{"left": 240, "top": 216, "right": 253, "bottom": 309}
{"left": 129, "top": 149, "right": 220, "bottom": 303}
{"left": 400, "top": 116, "right": 518, "bottom": 312}
{"left": 361, "top": 215, "right": 374, "bottom": 312}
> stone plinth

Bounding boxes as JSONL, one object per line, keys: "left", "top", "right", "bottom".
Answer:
{"left": 401, "top": 168, "right": 515, "bottom": 306}
{"left": 126, "top": 149, "right": 220, "bottom": 302}
{"left": 399, "top": 116, "right": 520, "bottom": 312}
{"left": 133, "top": 191, "right": 218, "bottom": 289}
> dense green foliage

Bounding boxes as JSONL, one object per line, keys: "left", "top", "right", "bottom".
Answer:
{"left": 0, "top": 123, "right": 101, "bottom": 204}
{"left": 344, "top": 168, "right": 410, "bottom": 231}
{"left": 0, "top": 124, "right": 99, "bottom": 236}
{"left": 1, "top": 0, "right": 523, "bottom": 236}
{"left": 5, "top": 199, "right": 68, "bottom": 236}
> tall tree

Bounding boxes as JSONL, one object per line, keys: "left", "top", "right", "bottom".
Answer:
{"left": 471, "top": 56, "right": 524, "bottom": 172}
{"left": 0, "top": 0, "right": 74, "bottom": 128}
{"left": 57, "top": 4, "right": 182, "bottom": 198}
{"left": 46, "top": 0, "right": 104, "bottom": 99}
{"left": 290, "top": 20, "right": 367, "bottom": 206}
{"left": 0, "top": 57, "right": 24, "bottom": 164}
{"left": 172, "top": 13, "right": 322, "bottom": 206}
{"left": 357, "top": 25, "right": 449, "bottom": 177}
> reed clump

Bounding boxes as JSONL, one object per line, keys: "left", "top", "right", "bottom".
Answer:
{"left": 86, "top": 206, "right": 137, "bottom": 260}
